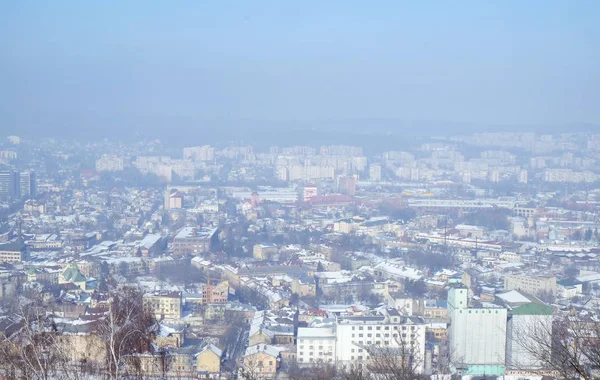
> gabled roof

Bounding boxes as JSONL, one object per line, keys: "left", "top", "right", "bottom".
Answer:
{"left": 244, "top": 344, "right": 281, "bottom": 358}
{"left": 61, "top": 266, "right": 86, "bottom": 283}
{"left": 198, "top": 343, "right": 222, "bottom": 358}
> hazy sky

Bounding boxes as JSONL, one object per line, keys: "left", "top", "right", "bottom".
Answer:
{"left": 1, "top": 1, "right": 599, "bottom": 136}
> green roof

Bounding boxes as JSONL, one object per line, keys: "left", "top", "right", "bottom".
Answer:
{"left": 62, "top": 266, "right": 86, "bottom": 283}
{"left": 512, "top": 302, "right": 553, "bottom": 316}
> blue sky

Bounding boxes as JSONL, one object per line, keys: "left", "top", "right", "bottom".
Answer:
{"left": 1, "top": 1, "right": 599, "bottom": 135}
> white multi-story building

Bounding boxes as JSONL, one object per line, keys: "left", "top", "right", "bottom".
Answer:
{"left": 95, "top": 155, "right": 124, "bottom": 172}
{"left": 543, "top": 168, "right": 597, "bottom": 183}
{"left": 183, "top": 145, "right": 214, "bottom": 161}
{"left": 288, "top": 165, "right": 335, "bottom": 182}
{"left": 369, "top": 164, "right": 382, "bottom": 181}
{"left": 504, "top": 275, "right": 557, "bottom": 296}
{"left": 296, "top": 309, "right": 426, "bottom": 374}
{"left": 297, "top": 327, "right": 336, "bottom": 365}
{"left": 448, "top": 287, "right": 507, "bottom": 376}
{"left": 335, "top": 309, "right": 426, "bottom": 373}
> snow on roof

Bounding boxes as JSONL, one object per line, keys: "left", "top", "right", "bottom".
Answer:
{"left": 199, "top": 343, "right": 222, "bottom": 358}
{"left": 139, "top": 234, "right": 162, "bottom": 249}
{"left": 297, "top": 327, "right": 335, "bottom": 339}
{"left": 244, "top": 344, "right": 282, "bottom": 358}
{"left": 374, "top": 262, "right": 423, "bottom": 280}
{"left": 496, "top": 290, "right": 531, "bottom": 305}
{"left": 576, "top": 273, "right": 600, "bottom": 283}
{"left": 455, "top": 224, "right": 485, "bottom": 231}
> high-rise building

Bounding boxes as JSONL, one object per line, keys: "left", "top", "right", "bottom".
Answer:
{"left": 518, "top": 170, "right": 528, "bottom": 184}
{"left": 369, "top": 164, "right": 382, "bottom": 181}
{"left": 95, "top": 155, "right": 124, "bottom": 172}
{"left": 0, "top": 170, "right": 19, "bottom": 200}
{"left": 19, "top": 171, "right": 36, "bottom": 199}
{"left": 183, "top": 145, "right": 214, "bottom": 161}
{"left": 337, "top": 176, "right": 357, "bottom": 196}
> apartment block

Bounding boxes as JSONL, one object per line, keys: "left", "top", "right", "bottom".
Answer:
{"left": 144, "top": 291, "right": 182, "bottom": 320}
{"left": 504, "top": 275, "right": 557, "bottom": 296}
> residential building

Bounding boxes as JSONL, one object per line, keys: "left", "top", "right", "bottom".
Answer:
{"left": 335, "top": 309, "right": 426, "bottom": 373}
{"left": 369, "top": 164, "right": 382, "bottom": 181}
{"left": 202, "top": 281, "right": 229, "bottom": 304}
{"left": 0, "top": 241, "right": 28, "bottom": 263}
{"left": 172, "top": 227, "right": 217, "bottom": 255}
{"left": 0, "top": 170, "right": 18, "bottom": 199}
{"left": 95, "top": 155, "right": 124, "bottom": 172}
{"left": 243, "top": 344, "right": 281, "bottom": 379}
{"left": 144, "top": 292, "right": 183, "bottom": 320}
{"left": 183, "top": 145, "right": 214, "bottom": 161}
{"left": 253, "top": 243, "right": 278, "bottom": 260}
{"left": 18, "top": 171, "right": 36, "bottom": 199}
{"left": 196, "top": 344, "right": 223, "bottom": 375}
{"left": 337, "top": 176, "right": 357, "bottom": 196}
{"left": 504, "top": 275, "right": 557, "bottom": 296}
{"left": 297, "top": 327, "right": 336, "bottom": 365}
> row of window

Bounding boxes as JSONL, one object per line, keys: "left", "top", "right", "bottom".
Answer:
{"left": 351, "top": 325, "right": 416, "bottom": 331}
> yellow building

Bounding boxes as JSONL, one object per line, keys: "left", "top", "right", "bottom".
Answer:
{"left": 58, "top": 264, "right": 90, "bottom": 291}
{"left": 144, "top": 292, "right": 182, "bottom": 320}
{"left": 291, "top": 275, "right": 316, "bottom": 297}
{"left": 154, "top": 325, "right": 185, "bottom": 348}
{"left": 243, "top": 345, "right": 280, "bottom": 379}
{"left": 253, "top": 243, "right": 278, "bottom": 260}
{"left": 196, "top": 344, "right": 223, "bottom": 375}
{"left": 504, "top": 274, "right": 557, "bottom": 296}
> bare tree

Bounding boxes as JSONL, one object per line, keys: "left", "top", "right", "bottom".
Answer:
{"left": 93, "top": 287, "right": 157, "bottom": 379}
{"left": 0, "top": 298, "right": 84, "bottom": 380}
{"left": 515, "top": 315, "right": 600, "bottom": 380}
{"left": 287, "top": 359, "right": 338, "bottom": 380}
{"left": 365, "top": 340, "right": 428, "bottom": 380}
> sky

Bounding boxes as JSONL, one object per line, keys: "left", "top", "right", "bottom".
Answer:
{"left": 1, "top": 1, "right": 599, "bottom": 138}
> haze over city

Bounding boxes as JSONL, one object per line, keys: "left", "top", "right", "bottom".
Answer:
{"left": 2, "top": 1, "right": 600, "bottom": 141}
{"left": 1, "top": 2, "right": 600, "bottom": 380}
